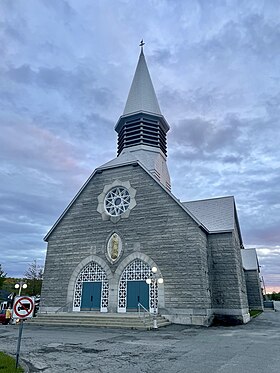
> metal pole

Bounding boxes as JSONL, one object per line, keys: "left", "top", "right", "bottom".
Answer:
{"left": 15, "top": 319, "right": 24, "bottom": 369}
{"left": 262, "top": 276, "right": 268, "bottom": 300}
{"left": 153, "top": 279, "right": 158, "bottom": 329}
{"left": 153, "top": 307, "right": 158, "bottom": 329}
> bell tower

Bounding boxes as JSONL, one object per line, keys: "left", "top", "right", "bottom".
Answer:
{"left": 115, "top": 41, "right": 171, "bottom": 190}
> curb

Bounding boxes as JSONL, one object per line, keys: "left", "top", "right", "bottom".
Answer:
{"left": 20, "top": 358, "right": 30, "bottom": 373}
{"left": 2, "top": 352, "right": 30, "bottom": 373}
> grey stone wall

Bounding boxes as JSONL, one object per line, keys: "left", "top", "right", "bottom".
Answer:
{"left": 41, "top": 164, "right": 211, "bottom": 317}
{"left": 208, "top": 227, "right": 249, "bottom": 323}
{"left": 233, "top": 222, "right": 249, "bottom": 310}
{"left": 244, "top": 270, "right": 264, "bottom": 310}
{"left": 209, "top": 233, "right": 241, "bottom": 308}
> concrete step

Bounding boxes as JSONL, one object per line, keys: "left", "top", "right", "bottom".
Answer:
{"left": 29, "top": 317, "right": 170, "bottom": 325}
{"left": 27, "top": 313, "right": 171, "bottom": 330}
{"left": 29, "top": 318, "right": 169, "bottom": 326}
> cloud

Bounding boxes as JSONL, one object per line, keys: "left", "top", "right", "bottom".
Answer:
{"left": 168, "top": 108, "right": 280, "bottom": 253}
{"left": 0, "top": 0, "right": 279, "bottom": 293}
{"left": 169, "top": 114, "right": 249, "bottom": 165}
{"left": 256, "top": 246, "right": 280, "bottom": 290}
{"left": 0, "top": 120, "right": 82, "bottom": 173}
{"left": 149, "top": 48, "right": 174, "bottom": 66}
{"left": 172, "top": 115, "right": 243, "bottom": 152}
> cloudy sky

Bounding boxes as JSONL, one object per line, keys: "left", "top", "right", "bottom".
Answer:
{"left": 1, "top": 0, "right": 279, "bottom": 292}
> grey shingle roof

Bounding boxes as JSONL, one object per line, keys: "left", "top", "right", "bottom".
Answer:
{"left": 99, "top": 146, "right": 161, "bottom": 170}
{"left": 241, "top": 248, "right": 259, "bottom": 270}
{"left": 99, "top": 152, "right": 137, "bottom": 169}
{"left": 98, "top": 145, "right": 171, "bottom": 190}
{"left": 183, "top": 196, "right": 235, "bottom": 233}
{"left": 123, "top": 50, "right": 161, "bottom": 116}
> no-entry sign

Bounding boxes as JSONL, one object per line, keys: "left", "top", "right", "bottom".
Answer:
{"left": 13, "top": 296, "right": 35, "bottom": 319}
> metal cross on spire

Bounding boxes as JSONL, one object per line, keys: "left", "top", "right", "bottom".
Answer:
{"left": 139, "top": 39, "right": 145, "bottom": 52}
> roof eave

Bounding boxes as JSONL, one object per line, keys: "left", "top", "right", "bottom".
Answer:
{"left": 208, "top": 229, "right": 234, "bottom": 234}
{"left": 43, "top": 168, "right": 99, "bottom": 242}
{"left": 115, "top": 111, "right": 170, "bottom": 133}
{"left": 232, "top": 199, "right": 244, "bottom": 247}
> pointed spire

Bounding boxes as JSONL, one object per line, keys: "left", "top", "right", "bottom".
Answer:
{"left": 123, "top": 41, "right": 161, "bottom": 116}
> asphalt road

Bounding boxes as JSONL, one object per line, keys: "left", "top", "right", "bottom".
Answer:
{"left": 0, "top": 311, "right": 279, "bottom": 373}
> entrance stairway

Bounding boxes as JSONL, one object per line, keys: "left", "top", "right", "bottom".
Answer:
{"left": 27, "top": 312, "right": 171, "bottom": 330}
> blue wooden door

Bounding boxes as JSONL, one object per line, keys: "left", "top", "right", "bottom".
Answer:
{"left": 81, "top": 282, "right": 102, "bottom": 310}
{"left": 127, "top": 281, "right": 149, "bottom": 310}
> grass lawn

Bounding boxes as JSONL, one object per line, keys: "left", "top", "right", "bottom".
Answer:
{"left": 0, "top": 351, "right": 24, "bottom": 372}
{"left": 250, "top": 310, "right": 263, "bottom": 318}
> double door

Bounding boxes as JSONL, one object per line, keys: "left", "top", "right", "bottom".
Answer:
{"left": 81, "top": 282, "right": 101, "bottom": 311}
{"left": 80, "top": 280, "right": 149, "bottom": 311}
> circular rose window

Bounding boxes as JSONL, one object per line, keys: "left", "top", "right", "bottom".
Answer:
{"left": 104, "top": 187, "right": 131, "bottom": 216}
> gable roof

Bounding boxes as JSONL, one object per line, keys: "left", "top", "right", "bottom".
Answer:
{"left": 44, "top": 161, "right": 242, "bottom": 241}
{"left": 183, "top": 196, "right": 235, "bottom": 233}
{"left": 44, "top": 158, "right": 208, "bottom": 241}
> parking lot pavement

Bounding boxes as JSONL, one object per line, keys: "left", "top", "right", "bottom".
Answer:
{"left": 0, "top": 311, "right": 279, "bottom": 373}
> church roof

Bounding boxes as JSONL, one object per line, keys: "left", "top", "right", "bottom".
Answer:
{"left": 123, "top": 48, "right": 162, "bottom": 116}
{"left": 183, "top": 196, "right": 235, "bottom": 233}
{"left": 241, "top": 248, "right": 260, "bottom": 271}
{"left": 98, "top": 145, "right": 171, "bottom": 190}
{"left": 99, "top": 146, "right": 161, "bottom": 171}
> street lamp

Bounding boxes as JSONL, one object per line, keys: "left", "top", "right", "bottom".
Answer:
{"left": 146, "top": 266, "right": 163, "bottom": 329}
{"left": 14, "top": 281, "right": 28, "bottom": 369}
{"left": 15, "top": 281, "right": 27, "bottom": 296}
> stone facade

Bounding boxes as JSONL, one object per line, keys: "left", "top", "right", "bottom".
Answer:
{"left": 41, "top": 163, "right": 252, "bottom": 325}
{"left": 41, "top": 165, "right": 212, "bottom": 321}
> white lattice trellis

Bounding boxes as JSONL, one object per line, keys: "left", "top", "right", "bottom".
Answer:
{"left": 73, "top": 262, "right": 109, "bottom": 312}
{"left": 118, "top": 259, "right": 158, "bottom": 312}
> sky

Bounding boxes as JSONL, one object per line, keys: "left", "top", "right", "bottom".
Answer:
{"left": 0, "top": 0, "right": 279, "bottom": 292}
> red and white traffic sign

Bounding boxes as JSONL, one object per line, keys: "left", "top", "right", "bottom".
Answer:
{"left": 13, "top": 296, "right": 35, "bottom": 319}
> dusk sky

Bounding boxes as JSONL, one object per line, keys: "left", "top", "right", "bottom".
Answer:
{"left": 1, "top": 0, "right": 279, "bottom": 292}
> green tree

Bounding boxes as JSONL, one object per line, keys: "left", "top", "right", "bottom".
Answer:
{"left": 2, "top": 277, "right": 20, "bottom": 294}
{"left": 24, "top": 260, "right": 44, "bottom": 296}
{"left": 0, "top": 264, "right": 7, "bottom": 289}
{"left": 271, "top": 292, "right": 280, "bottom": 301}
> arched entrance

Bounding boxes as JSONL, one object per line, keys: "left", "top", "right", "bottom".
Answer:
{"left": 73, "top": 261, "right": 109, "bottom": 312}
{"left": 118, "top": 259, "right": 158, "bottom": 313}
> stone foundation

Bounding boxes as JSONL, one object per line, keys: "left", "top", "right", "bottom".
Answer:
{"left": 212, "top": 308, "right": 250, "bottom": 325}
{"left": 161, "top": 308, "right": 214, "bottom": 326}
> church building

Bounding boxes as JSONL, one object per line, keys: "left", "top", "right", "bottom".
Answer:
{"left": 41, "top": 43, "right": 263, "bottom": 326}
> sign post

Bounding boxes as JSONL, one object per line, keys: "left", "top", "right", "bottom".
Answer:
{"left": 15, "top": 319, "right": 24, "bottom": 369}
{"left": 13, "top": 296, "right": 35, "bottom": 369}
